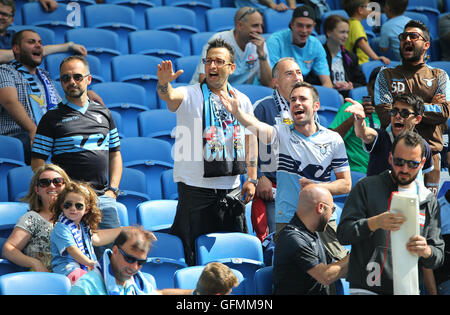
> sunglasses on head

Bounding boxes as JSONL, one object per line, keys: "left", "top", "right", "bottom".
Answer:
{"left": 393, "top": 157, "right": 421, "bottom": 169}
{"left": 62, "top": 201, "right": 85, "bottom": 211}
{"left": 37, "top": 177, "right": 65, "bottom": 188}
{"left": 398, "top": 32, "right": 427, "bottom": 42}
{"left": 118, "top": 246, "right": 147, "bottom": 266}
{"left": 60, "top": 73, "right": 90, "bottom": 83}
{"left": 389, "top": 108, "right": 416, "bottom": 119}
{"left": 238, "top": 7, "right": 257, "bottom": 21}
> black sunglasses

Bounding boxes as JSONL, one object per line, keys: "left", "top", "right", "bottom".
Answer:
{"left": 389, "top": 108, "right": 416, "bottom": 119}
{"left": 398, "top": 32, "right": 427, "bottom": 42}
{"left": 393, "top": 157, "right": 421, "bottom": 169}
{"left": 60, "top": 73, "right": 90, "bottom": 83}
{"left": 118, "top": 246, "right": 147, "bottom": 266}
{"left": 38, "top": 177, "right": 65, "bottom": 188}
{"left": 62, "top": 201, "right": 85, "bottom": 211}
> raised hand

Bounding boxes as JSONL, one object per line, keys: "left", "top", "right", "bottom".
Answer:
{"left": 157, "top": 60, "right": 183, "bottom": 84}
{"left": 219, "top": 89, "right": 240, "bottom": 116}
{"left": 344, "top": 97, "right": 366, "bottom": 120}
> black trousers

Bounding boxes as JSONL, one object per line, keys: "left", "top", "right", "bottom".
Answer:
{"left": 170, "top": 182, "right": 234, "bottom": 266}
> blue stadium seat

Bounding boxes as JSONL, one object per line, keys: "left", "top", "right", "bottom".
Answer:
{"left": 104, "top": 0, "right": 160, "bottom": 30}
{"left": 9, "top": 25, "right": 55, "bottom": 45}
{"left": 205, "top": 7, "right": 237, "bottom": 32}
{"left": 164, "top": 0, "right": 219, "bottom": 32}
{"left": 360, "top": 60, "right": 384, "bottom": 82}
{"left": 0, "top": 136, "right": 26, "bottom": 202}
{"left": 0, "top": 272, "right": 71, "bottom": 295}
{"left": 145, "top": 7, "right": 199, "bottom": 56}
{"left": 254, "top": 265, "right": 273, "bottom": 295}
{"left": 118, "top": 167, "right": 151, "bottom": 225}
{"left": 111, "top": 54, "right": 162, "bottom": 110}
{"left": 351, "top": 170, "right": 366, "bottom": 188}
{"left": 428, "top": 61, "right": 450, "bottom": 75}
{"left": 405, "top": 8, "right": 439, "bottom": 39}
{"left": 263, "top": 9, "right": 292, "bottom": 34}
{"left": 120, "top": 137, "right": 174, "bottom": 200}
{"left": 84, "top": 4, "right": 137, "bottom": 54}
{"left": 115, "top": 201, "right": 129, "bottom": 226}
{"left": 190, "top": 31, "right": 215, "bottom": 55}
{"left": 317, "top": 107, "right": 338, "bottom": 128}
{"left": 233, "top": 84, "right": 273, "bottom": 105}
{"left": 195, "top": 232, "right": 264, "bottom": 294}
{"left": 174, "top": 265, "right": 245, "bottom": 294}
{"left": 0, "top": 202, "right": 29, "bottom": 239}
{"left": 141, "top": 232, "right": 187, "bottom": 289}
{"left": 65, "top": 28, "right": 121, "bottom": 81}
{"left": 45, "top": 53, "right": 105, "bottom": 84}
{"left": 320, "top": 10, "right": 348, "bottom": 34}
{"left": 22, "top": 2, "right": 83, "bottom": 43}
{"left": 137, "top": 200, "right": 177, "bottom": 232}
{"left": 109, "top": 110, "right": 124, "bottom": 139}
{"left": 137, "top": 109, "right": 176, "bottom": 144}
{"left": 160, "top": 169, "right": 178, "bottom": 200}
{"left": 314, "top": 85, "right": 343, "bottom": 111}
{"left": 438, "top": 181, "right": 450, "bottom": 199}
{"left": 175, "top": 55, "right": 202, "bottom": 84}
{"left": 348, "top": 86, "right": 368, "bottom": 100}
{"left": 7, "top": 166, "right": 33, "bottom": 202}
{"left": 90, "top": 82, "right": 148, "bottom": 137}
{"left": 0, "top": 258, "right": 27, "bottom": 277}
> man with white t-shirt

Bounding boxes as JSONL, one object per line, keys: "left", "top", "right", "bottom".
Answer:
{"left": 157, "top": 38, "right": 258, "bottom": 266}
{"left": 221, "top": 81, "right": 351, "bottom": 260}
{"left": 190, "top": 6, "right": 272, "bottom": 87}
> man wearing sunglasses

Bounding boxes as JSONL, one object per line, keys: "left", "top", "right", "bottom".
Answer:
{"left": 190, "top": 7, "right": 272, "bottom": 88}
{"left": 70, "top": 226, "right": 193, "bottom": 295}
{"left": 337, "top": 131, "right": 444, "bottom": 295}
{"left": 31, "top": 55, "right": 122, "bottom": 259}
{"left": 374, "top": 20, "right": 450, "bottom": 195}
{"left": 346, "top": 93, "right": 433, "bottom": 183}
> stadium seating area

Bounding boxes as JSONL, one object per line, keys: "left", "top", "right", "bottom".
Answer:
{"left": 0, "top": 0, "right": 449, "bottom": 295}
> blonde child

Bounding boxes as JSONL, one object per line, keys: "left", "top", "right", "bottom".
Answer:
{"left": 342, "top": 0, "right": 390, "bottom": 65}
{"left": 50, "top": 181, "right": 122, "bottom": 284}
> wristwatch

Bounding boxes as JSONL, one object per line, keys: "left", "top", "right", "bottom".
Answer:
{"left": 106, "top": 186, "right": 120, "bottom": 197}
{"left": 258, "top": 53, "right": 268, "bottom": 61}
{"left": 247, "top": 178, "right": 258, "bottom": 186}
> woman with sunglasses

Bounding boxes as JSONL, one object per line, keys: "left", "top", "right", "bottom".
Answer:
{"left": 2, "top": 164, "right": 70, "bottom": 272}
{"left": 50, "top": 181, "right": 123, "bottom": 284}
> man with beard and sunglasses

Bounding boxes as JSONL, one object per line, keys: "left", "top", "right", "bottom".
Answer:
{"left": 31, "top": 55, "right": 123, "bottom": 259}
{"left": 374, "top": 20, "right": 450, "bottom": 195}
{"left": 345, "top": 93, "right": 433, "bottom": 180}
{"left": 337, "top": 131, "right": 444, "bottom": 295}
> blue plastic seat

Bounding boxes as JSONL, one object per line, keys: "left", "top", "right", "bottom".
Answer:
{"left": 263, "top": 9, "right": 292, "bottom": 34}
{"left": 84, "top": 4, "right": 137, "bottom": 54}
{"left": 0, "top": 136, "right": 26, "bottom": 202}
{"left": 164, "top": 0, "right": 219, "bottom": 32}
{"left": 254, "top": 265, "right": 273, "bottom": 295}
{"left": 160, "top": 169, "right": 178, "bottom": 200}
{"left": 118, "top": 167, "right": 151, "bottom": 225}
{"left": 428, "top": 61, "right": 450, "bottom": 76}
{"left": 141, "top": 232, "right": 187, "bottom": 289}
{"left": 233, "top": 84, "right": 273, "bottom": 105}
{"left": 120, "top": 137, "right": 174, "bottom": 200}
{"left": 348, "top": 86, "right": 368, "bottom": 100}
{"left": 137, "top": 109, "right": 176, "bottom": 144}
{"left": 406, "top": 0, "right": 439, "bottom": 39}
{"left": 0, "top": 272, "right": 72, "bottom": 295}
{"left": 137, "top": 200, "right": 178, "bottom": 232}
{"left": 145, "top": 7, "right": 198, "bottom": 56}
{"left": 0, "top": 202, "right": 28, "bottom": 239}
{"left": 8, "top": 25, "right": 55, "bottom": 45}
{"left": 90, "top": 82, "right": 148, "bottom": 137}
{"left": 314, "top": 85, "right": 343, "bottom": 111}
{"left": 360, "top": 60, "right": 384, "bottom": 83}
{"left": 438, "top": 181, "right": 450, "bottom": 199}
{"left": 195, "top": 232, "right": 264, "bottom": 294}
{"left": 0, "top": 259, "right": 27, "bottom": 277}
{"left": 317, "top": 107, "right": 338, "bottom": 128}
{"left": 7, "top": 166, "right": 33, "bottom": 202}
{"left": 65, "top": 28, "right": 121, "bottom": 82}
{"left": 22, "top": 2, "right": 83, "bottom": 43}
{"left": 174, "top": 265, "right": 245, "bottom": 294}
{"left": 205, "top": 7, "right": 237, "bottom": 32}
{"left": 111, "top": 54, "right": 162, "bottom": 110}
{"left": 190, "top": 31, "right": 215, "bottom": 55}
{"left": 351, "top": 170, "right": 366, "bottom": 188}
{"left": 175, "top": 55, "right": 202, "bottom": 84}
{"left": 115, "top": 201, "right": 129, "bottom": 226}
{"left": 104, "top": 0, "right": 161, "bottom": 30}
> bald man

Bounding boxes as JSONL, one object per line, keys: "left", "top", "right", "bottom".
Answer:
{"left": 273, "top": 185, "right": 349, "bottom": 295}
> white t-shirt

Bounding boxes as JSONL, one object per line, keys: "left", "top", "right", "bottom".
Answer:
{"left": 173, "top": 83, "right": 254, "bottom": 189}
{"left": 190, "top": 30, "right": 270, "bottom": 85}
{"left": 331, "top": 51, "right": 346, "bottom": 85}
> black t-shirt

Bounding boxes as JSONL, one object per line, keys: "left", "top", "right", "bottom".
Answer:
{"left": 273, "top": 214, "right": 331, "bottom": 295}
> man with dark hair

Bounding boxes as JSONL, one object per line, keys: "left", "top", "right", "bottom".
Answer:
{"left": 346, "top": 93, "right": 433, "bottom": 179}
{"left": 337, "top": 130, "right": 444, "bottom": 295}
{"left": 70, "top": 226, "right": 193, "bottom": 295}
{"left": 190, "top": 7, "right": 272, "bottom": 87}
{"left": 156, "top": 38, "right": 258, "bottom": 266}
{"left": 375, "top": 19, "right": 450, "bottom": 194}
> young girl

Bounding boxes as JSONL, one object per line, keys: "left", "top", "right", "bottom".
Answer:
{"left": 50, "top": 181, "right": 122, "bottom": 284}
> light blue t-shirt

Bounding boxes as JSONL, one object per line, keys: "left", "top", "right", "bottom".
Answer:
{"left": 266, "top": 29, "right": 330, "bottom": 77}
{"left": 378, "top": 15, "right": 411, "bottom": 60}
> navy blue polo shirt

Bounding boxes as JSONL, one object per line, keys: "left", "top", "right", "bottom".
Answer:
{"left": 273, "top": 214, "right": 331, "bottom": 295}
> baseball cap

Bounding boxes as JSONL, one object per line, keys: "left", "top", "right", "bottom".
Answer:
{"left": 292, "top": 5, "right": 316, "bottom": 22}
